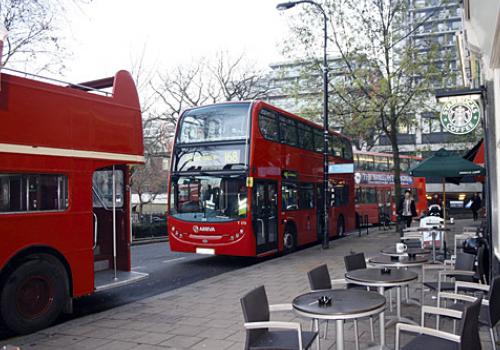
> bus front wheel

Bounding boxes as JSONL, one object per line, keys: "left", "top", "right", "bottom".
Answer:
{"left": 283, "top": 225, "right": 296, "bottom": 254}
{"left": 0, "top": 257, "right": 68, "bottom": 334}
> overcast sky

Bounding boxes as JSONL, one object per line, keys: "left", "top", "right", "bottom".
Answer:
{"left": 63, "top": 0, "right": 292, "bottom": 82}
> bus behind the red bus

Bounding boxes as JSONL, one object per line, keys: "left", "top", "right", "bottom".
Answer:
{"left": 0, "top": 70, "right": 145, "bottom": 334}
{"left": 168, "top": 101, "right": 355, "bottom": 257}
{"left": 353, "top": 151, "right": 427, "bottom": 226}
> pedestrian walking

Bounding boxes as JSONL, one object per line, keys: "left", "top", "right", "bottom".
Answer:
{"left": 398, "top": 190, "right": 417, "bottom": 228}
{"left": 470, "top": 193, "right": 482, "bottom": 221}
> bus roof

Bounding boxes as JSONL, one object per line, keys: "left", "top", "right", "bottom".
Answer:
{"left": 0, "top": 70, "right": 144, "bottom": 163}
{"left": 180, "top": 100, "right": 352, "bottom": 142}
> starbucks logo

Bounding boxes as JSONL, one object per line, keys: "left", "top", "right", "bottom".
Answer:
{"left": 440, "top": 99, "right": 481, "bottom": 135}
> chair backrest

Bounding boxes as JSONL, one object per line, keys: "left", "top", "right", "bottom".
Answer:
{"left": 459, "top": 296, "right": 482, "bottom": 350}
{"left": 455, "top": 252, "right": 476, "bottom": 282}
{"left": 344, "top": 252, "right": 366, "bottom": 272}
{"left": 488, "top": 276, "right": 500, "bottom": 327}
{"left": 240, "top": 286, "right": 270, "bottom": 349}
{"left": 308, "top": 264, "right": 332, "bottom": 291}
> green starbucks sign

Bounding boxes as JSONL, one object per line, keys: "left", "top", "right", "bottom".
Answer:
{"left": 440, "top": 98, "right": 481, "bottom": 135}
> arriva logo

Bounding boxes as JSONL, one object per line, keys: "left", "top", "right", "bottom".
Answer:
{"left": 192, "top": 225, "right": 215, "bottom": 233}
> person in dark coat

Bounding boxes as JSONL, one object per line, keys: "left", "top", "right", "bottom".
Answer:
{"left": 470, "top": 193, "right": 482, "bottom": 221}
{"left": 398, "top": 190, "right": 417, "bottom": 228}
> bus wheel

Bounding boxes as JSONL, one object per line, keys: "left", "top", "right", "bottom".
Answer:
{"left": 283, "top": 226, "right": 296, "bottom": 254}
{"left": 337, "top": 216, "right": 345, "bottom": 237}
{"left": 0, "top": 258, "right": 68, "bottom": 334}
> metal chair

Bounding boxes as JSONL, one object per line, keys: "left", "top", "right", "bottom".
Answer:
{"left": 439, "top": 276, "right": 500, "bottom": 350}
{"left": 395, "top": 296, "right": 482, "bottom": 350}
{"left": 240, "top": 285, "right": 319, "bottom": 350}
{"left": 423, "top": 252, "right": 476, "bottom": 294}
{"left": 307, "top": 264, "right": 374, "bottom": 350}
{"left": 344, "top": 252, "right": 393, "bottom": 311}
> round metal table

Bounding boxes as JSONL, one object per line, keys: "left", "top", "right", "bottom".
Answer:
{"left": 345, "top": 268, "right": 418, "bottom": 347}
{"left": 380, "top": 247, "right": 430, "bottom": 258}
{"left": 369, "top": 255, "right": 428, "bottom": 307}
{"left": 293, "top": 289, "right": 386, "bottom": 350}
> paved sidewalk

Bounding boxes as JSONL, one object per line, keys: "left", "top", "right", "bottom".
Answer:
{"left": 2, "top": 219, "right": 492, "bottom": 350}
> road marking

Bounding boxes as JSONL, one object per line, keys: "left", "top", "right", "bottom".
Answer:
{"left": 162, "top": 257, "right": 186, "bottom": 263}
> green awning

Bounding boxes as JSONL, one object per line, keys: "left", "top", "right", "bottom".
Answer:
{"left": 409, "top": 148, "right": 485, "bottom": 178}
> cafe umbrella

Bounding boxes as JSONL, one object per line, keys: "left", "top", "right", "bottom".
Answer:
{"left": 409, "top": 148, "right": 486, "bottom": 224}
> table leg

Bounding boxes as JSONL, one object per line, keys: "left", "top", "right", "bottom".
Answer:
{"left": 432, "top": 231, "right": 436, "bottom": 263}
{"left": 377, "top": 286, "right": 385, "bottom": 347}
{"left": 336, "top": 319, "right": 344, "bottom": 350}
{"left": 314, "top": 318, "right": 320, "bottom": 350}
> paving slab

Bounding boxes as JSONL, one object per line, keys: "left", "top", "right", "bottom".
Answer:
{"left": 1, "top": 219, "right": 493, "bottom": 350}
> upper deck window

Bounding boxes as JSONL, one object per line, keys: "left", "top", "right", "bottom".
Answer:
{"left": 178, "top": 103, "right": 250, "bottom": 144}
{"left": 0, "top": 174, "right": 68, "bottom": 213}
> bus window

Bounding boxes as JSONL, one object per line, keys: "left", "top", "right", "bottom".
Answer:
{"left": 313, "top": 129, "right": 323, "bottom": 153}
{"left": 93, "top": 170, "right": 124, "bottom": 208}
{"left": 298, "top": 123, "right": 314, "bottom": 151}
{"left": 342, "top": 138, "right": 353, "bottom": 160}
{"left": 331, "top": 184, "right": 349, "bottom": 207}
{"left": 178, "top": 103, "right": 250, "bottom": 143}
{"left": 279, "top": 116, "right": 299, "bottom": 147}
{"left": 258, "top": 109, "right": 279, "bottom": 141}
{"left": 330, "top": 135, "right": 343, "bottom": 157}
{"left": 170, "top": 176, "right": 247, "bottom": 221}
{"left": 374, "top": 156, "right": 389, "bottom": 171}
{"left": 366, "top": 188, "right": 377, "bottom": 204}
{"left": 299, "top": 183, "right": 314, "bottom": 209}
{"left": 0, "top": 174, "right": 68, "bottom": 213}
{"left": 282, "top": 183, "right": 299, "bottom": 210}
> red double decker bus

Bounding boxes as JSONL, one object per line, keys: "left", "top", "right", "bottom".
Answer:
{"left": 168, "top": 101, "right": 355, "bottom": 257}
{"left": 0, "top": 70, "right": 145, "bottom": 333}
{"left": 353, "top": 151, "right": 427, "bottom": 226}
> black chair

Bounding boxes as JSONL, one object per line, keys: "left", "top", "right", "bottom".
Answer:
{"left": 307, "top": 264, "right": 373, "bottom": 350}
{"left": 423, "top": 252, "right": 476, "bottom": 294}
{"left": 395, "top": 296, "right": 482, "bottom": 350}
{"left": 439, "top": 275, "right": 500, "bottom": 350}
{"left": 241, "top": 285, "right": 318, "bottom": 350}
{"left": 344, "top": 252, "right": 394, "bottom": 311}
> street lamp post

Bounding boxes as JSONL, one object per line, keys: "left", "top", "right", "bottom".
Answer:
{"left": 277, "top": 1, "right": 330, "bottom": 249}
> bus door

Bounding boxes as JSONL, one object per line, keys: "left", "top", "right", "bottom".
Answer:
{"left": 252, "top": 180, "right": 278, "bottom": 254}
{"left": 92, "top": 166, "right": 147, "bottom": 290}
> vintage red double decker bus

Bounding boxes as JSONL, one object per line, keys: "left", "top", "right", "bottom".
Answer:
{"left": 168, "top": 101, "right": 355, "bottom": 257}
{"left": 353, "top": 151, "right": 427, "bottom": 226}
{"left": 0, "top": 69, "right": 145, "bottom": 334}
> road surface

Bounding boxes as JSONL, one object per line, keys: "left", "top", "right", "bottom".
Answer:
{"left": 0, "top": 242, "right": 261, "bottom": 340}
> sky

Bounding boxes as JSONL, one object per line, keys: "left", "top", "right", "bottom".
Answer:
{"left": 62, "top": 0, "right": 293, "bottom": 82}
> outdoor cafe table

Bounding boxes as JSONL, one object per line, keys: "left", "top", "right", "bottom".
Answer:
{"left": 369, "top": 255, "right": 428, "bottom": 307}
{"left": 292, "top": 289, "right": 386, "bottom": 350}
{"left": 380, "top": 247, "right": 430, "bottom": 258}
{"left": 345, "top": 268, "right": 418, "bottom": 345}
{"left": 417, "top": 226, "right": 451, "bottom": 263}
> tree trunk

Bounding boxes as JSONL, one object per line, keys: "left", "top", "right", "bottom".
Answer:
{"left": 388, "top": 118, "right": 402, "bottom": 214}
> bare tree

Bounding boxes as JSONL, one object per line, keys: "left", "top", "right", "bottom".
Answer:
{"left": 284, "top": 0, "right": 454, "bottom": 202}
{"left": 130, "top": 157, "right": 168, "bottom": 217}
{"left": 211, "top": 52, "right": 273, "bottom": 101}
{"left": 0, "top": 0, "right": 85, "bottom": 72}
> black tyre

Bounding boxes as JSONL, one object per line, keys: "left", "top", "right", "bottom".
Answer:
{"left": 283, "top": 225, "right": 296, "bottom": 254}
{"left": 0, "top": 257, "right": 68, "bottom": 334}
{"left": 337, "top": 216, "right": 345, "bottom": 237}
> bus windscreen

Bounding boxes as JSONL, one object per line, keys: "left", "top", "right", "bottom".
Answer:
{"left": 178, "top": 103, "right": 251, "bottom": 144}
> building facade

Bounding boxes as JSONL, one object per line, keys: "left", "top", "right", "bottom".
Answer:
{"left": 264, "top": 0, "right": 482, "bottom": 200}
{"left": 459, "top": 0, "right": 500, "bottom": 271}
